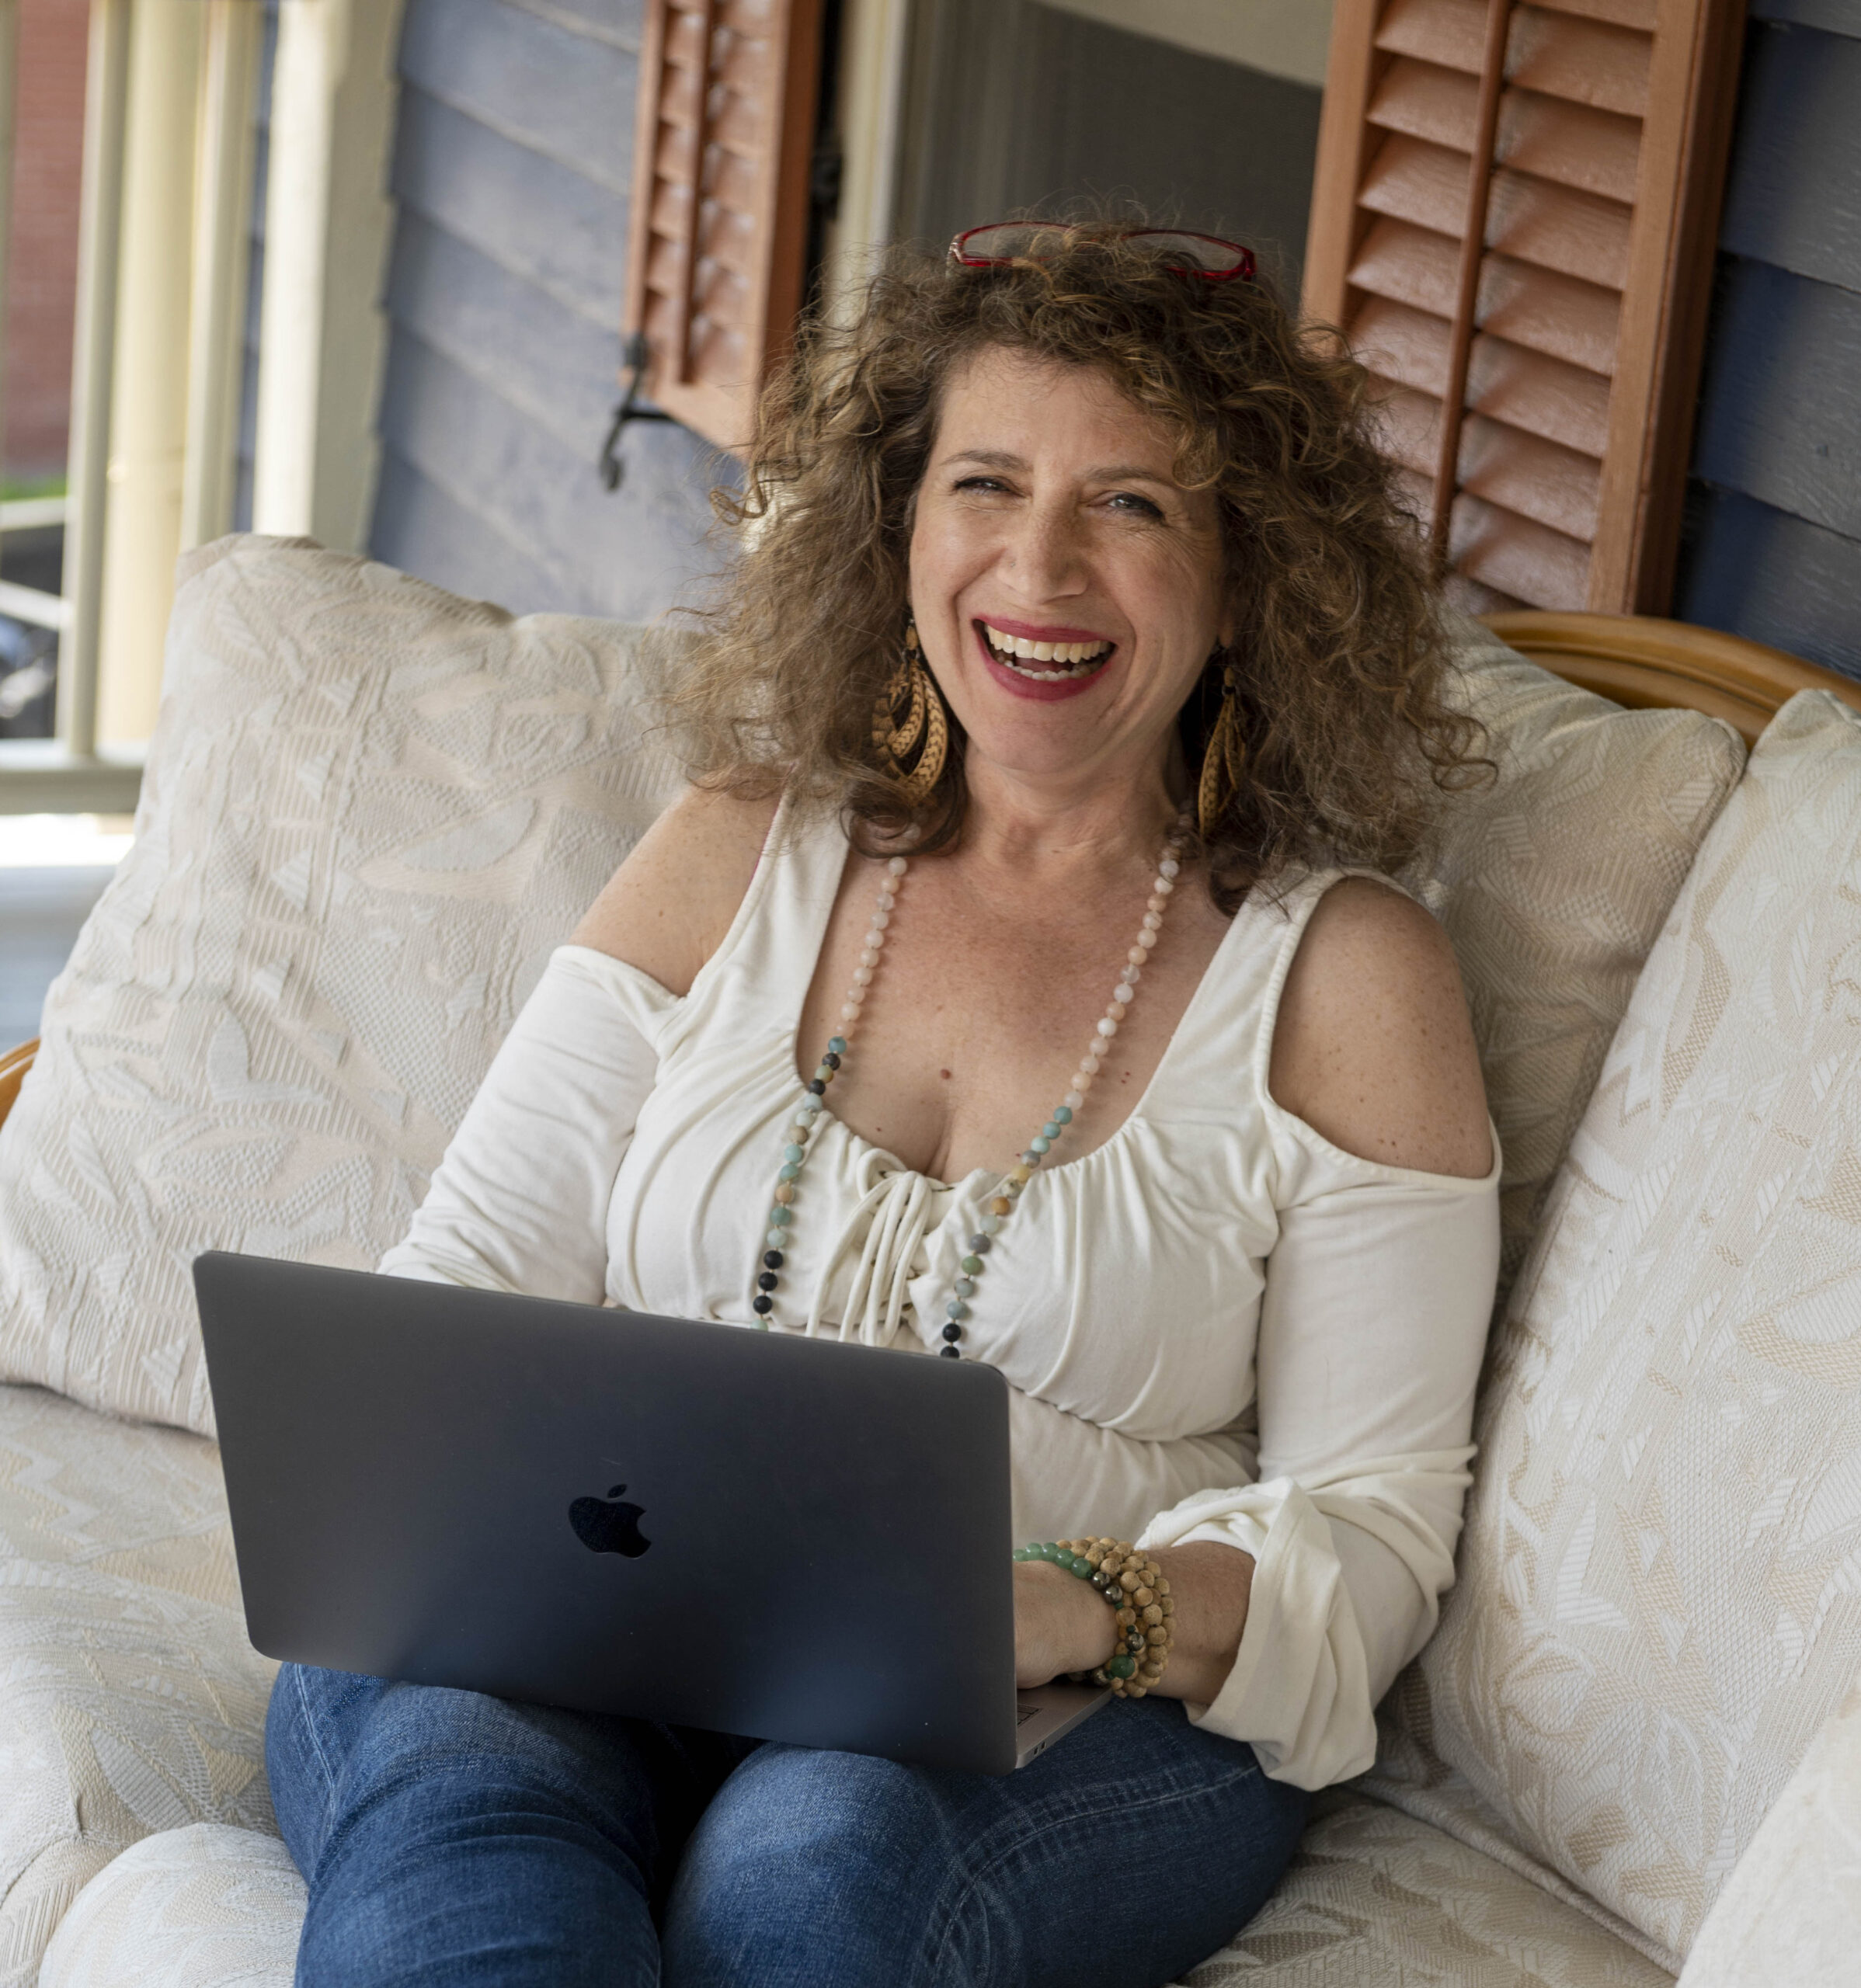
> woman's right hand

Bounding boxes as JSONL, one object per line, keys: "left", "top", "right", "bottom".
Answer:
{"left": 1011, "top": 1559, "right": 1118, "bottom": 1688}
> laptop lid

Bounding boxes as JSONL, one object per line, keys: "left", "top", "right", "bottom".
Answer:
{"left": 194, "top": 1252, "right": 1028, "bottom": 1774}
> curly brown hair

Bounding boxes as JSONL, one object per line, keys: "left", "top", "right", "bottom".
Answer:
{"left": 670, "top": 219, "right": 1486, "bottom": 908}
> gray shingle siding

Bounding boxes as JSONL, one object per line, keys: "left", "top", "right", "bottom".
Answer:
{"left": 1691, "top": 259, "right": 1861, "bottom": 544}
{"left": 397, "top": 0, "right": 635, "bottom": 189}
{"left": 370, "top": 0, "right": 726, "bottom": 622}
{"left": 1677, "top": 12, "right": 1861, "bottom": 679}
{"left": 1748, "top": 0, "right": 1861, "bottom": 34}
{"left": 1717, "top": 19, "right": 1861, "bottom": 294}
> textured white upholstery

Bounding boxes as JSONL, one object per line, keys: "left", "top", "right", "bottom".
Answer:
{"left": 1407, "top": 613, "right": 1744, "bottom": 1303}
{"left": 37, "top": 1826, "right": 301, "bottom": 1988}
{"left": 1194, "top": 1795, "right": 1671, "bottom": 1986}
{"left": 1678, "top": 1680, "right": 1861, "bottom": 1988}
{"left": 1392, "top": 692, "right": 1861, "bottom": 1968}
{"left": 0, "top": 1385, "right": 275, "bottom": 1988}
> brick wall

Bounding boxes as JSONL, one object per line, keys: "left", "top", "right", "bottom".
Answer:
{"left": 6, "top": 0, "right": 87, "bottom": 485}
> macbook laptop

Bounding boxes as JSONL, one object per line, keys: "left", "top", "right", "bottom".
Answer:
{"left": 193, "top": 1252, "right": 1109, "bottom": 1775}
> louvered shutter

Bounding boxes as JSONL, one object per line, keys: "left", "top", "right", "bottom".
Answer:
{"left": 1304, "top": 0, "right": 1745, "bottom": 613}
{"left": 624, "top": 0, "right": 826, "bottom": 450}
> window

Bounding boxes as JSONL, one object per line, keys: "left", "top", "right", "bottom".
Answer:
{"left": 0, "top": 0, "right": 398, "bottom": 815}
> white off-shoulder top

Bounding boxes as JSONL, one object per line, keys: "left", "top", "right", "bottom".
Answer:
{"left": 381, "top": 795, "right": 1501, "bottom": 1790}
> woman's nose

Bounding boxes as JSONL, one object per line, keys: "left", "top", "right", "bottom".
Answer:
{"left": 1000, "top": 501, "right": 1088, "bottom": 600}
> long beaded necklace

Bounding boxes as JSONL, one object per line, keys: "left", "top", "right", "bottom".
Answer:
{"left": 751, "top": 816, "right": 1191, "bottom": 1358}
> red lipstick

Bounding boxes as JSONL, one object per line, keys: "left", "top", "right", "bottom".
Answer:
{"left": 979, "top": 614, "right": 1115, "bottom": 645}
{"left": 972, "top": 620, "right": 1117, "bottom": 704}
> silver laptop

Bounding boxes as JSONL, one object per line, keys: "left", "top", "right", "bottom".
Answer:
{"left": 193, "top": 1252, "right": 1109, "bottom": 1774}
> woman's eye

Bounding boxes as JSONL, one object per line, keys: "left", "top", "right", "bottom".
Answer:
{"left": 1106, "top": 491, "right": 1164, "bottom": 519}
{"left": 954, "top": 474, "right": 1011, "bottom": 495}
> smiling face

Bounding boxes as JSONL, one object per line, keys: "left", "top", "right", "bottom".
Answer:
{"left": 907, "top": 345, "right": 1233, "bottom": 808}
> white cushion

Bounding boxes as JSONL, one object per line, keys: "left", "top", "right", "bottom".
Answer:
{"left": 1677, "top": 1680, "right": 1861, "bottom": 1988}
{"left": 1192, "top": 1795, "right": 1671, "bottom": 1986}
{"left": 0, "top": 536, "right": 687, "bottom": 1435}
{"left": 0, "top": 1383, "right": 275, "bottom": 1988}
{"left": 38, "top": 1826, "right": 302, "bottom": 1988}
{"left": 1393, "top": 690, "right": 1861, "bottom": 1967}
{"left": 1411, "top": 613, "right": 1744, "bottom": 1301}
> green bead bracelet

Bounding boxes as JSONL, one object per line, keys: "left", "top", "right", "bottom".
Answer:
{"left": 1014, "top": 1536, "right": 1175, "bottom": 1698}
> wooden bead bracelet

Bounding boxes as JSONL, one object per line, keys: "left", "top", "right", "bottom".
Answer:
{"left": 1014, "top": 1537, "right": 1175, "bottom": 1697}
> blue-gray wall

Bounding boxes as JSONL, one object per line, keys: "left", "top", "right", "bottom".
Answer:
{"left": 1676, "top": 0, "right": 1861, "bottom": 679}
{"left": 367, "top": 0, "right": 729, "bottom": 621}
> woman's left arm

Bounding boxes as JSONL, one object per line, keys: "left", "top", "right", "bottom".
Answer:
{"left": 1056, "top": 879, "right": 1499, "bottom": 1777}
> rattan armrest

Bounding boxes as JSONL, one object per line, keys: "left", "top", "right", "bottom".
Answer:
{"left": 0, "top": 1039, "right": 38, "bottom": 1135}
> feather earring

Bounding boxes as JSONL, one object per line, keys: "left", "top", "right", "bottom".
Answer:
{"left": 1196, "top": 657, "right": 1247, "bottom": 841}
{"left": 871, "top": 617, "right": 949, "bottom": 803}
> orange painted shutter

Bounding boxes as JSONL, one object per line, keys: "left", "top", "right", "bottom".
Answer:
{"left": 1303, "top": 0, "right": 1747, "bottom": 613}
{"left": 624, "top": 0, "right": 826, "bottom": 452}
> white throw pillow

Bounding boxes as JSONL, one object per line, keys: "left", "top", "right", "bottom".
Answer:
{"left": 1398, "top": 690, "right": 1861, "bottom": 1969}
{"left": 0, "top": 537, "right": 687, "bottom": 1434}
{"left": 1412, "top": 613, "right": 1746, "bottom": 1302}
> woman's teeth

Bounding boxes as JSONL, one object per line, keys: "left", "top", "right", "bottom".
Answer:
{"left": 979, "top": 623, "right": 1114, "bottom": 681}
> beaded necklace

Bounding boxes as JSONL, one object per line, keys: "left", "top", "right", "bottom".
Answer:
{"left": 750, "top": 818, "right": 1191, "bottom": 1358}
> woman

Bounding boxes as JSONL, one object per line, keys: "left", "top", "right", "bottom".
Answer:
{"left": 267, "top": 221, "right": 1500, "bottom": 1986}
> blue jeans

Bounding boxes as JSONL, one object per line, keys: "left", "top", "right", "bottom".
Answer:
{"left": 267, "top": 1663, "right": 1308, "bottom": 1987}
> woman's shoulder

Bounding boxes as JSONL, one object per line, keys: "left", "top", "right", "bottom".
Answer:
{"left": 569, "top": 784, "right": 782, "bottom": 998}
{"left": 1266, "top": 873, "right": 1491, "bottom": 1179}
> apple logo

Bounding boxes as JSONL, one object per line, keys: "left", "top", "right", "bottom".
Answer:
{"left": 569, "top": 1482, "right": 652, "bottom": 1558}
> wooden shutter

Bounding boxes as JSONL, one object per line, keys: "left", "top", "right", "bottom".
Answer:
{"left": 624, "top": 0, "right": 826, "bottom": 451}
{"left": 1303, "top": 0, "right": 1746, "bottom": 613}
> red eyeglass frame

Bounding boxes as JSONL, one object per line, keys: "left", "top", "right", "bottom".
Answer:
{"left": 948, "top": 224, "right": 1257, "bottom": 284}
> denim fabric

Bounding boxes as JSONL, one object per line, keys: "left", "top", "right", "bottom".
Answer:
{"left": 268, "top": 1663, "right": 1309, "bottom": 1987}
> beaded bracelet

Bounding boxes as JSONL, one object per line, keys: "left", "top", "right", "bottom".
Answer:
{"left": 1014, "top": 1537, "right": 1175, "bottom": 1697}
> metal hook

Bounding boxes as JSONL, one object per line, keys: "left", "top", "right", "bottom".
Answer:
{"left": 600, "top": 331, "right": 677, "bottom": 492}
